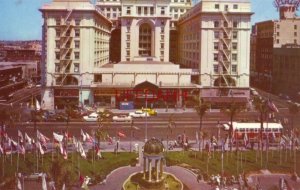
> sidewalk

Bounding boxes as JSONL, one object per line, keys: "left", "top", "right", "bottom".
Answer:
{"left": 110, "top": 108, "right": 196, "bottom": 114}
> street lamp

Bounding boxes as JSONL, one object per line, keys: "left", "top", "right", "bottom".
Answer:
{"left": 145, "top": 90, "right": 148, "bottom": 142}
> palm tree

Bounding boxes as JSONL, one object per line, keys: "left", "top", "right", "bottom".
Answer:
{"left": 221, "top": 102, "right": 244, "bottom": 151}
{"left": 288, "top": 103, "right": 299, "bottom": 174}
{"left": 253, "top": 96, "right": 269, "bottom": 168}
{"left": 96, "top": 109, "right": 113, "bottom": 150}
{"left": 167, "top": 114, "right": 176, "bottom": 151}
{"left": 193, "top": 96, "right": 209, "bottom": 152}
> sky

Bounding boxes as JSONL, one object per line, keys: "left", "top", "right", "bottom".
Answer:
{"left": 0, "top": 0, "right": 298, "bottom": 41}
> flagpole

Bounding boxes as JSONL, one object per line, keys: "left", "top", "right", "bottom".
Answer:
{"left": 17, "top": 138, "right": 19, "bottom": 172}
{"left": 52, "top": 137, "right": 54, "bottom": 162}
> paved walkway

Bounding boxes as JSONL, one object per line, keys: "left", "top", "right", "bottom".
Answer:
{"left": 88, "top": 165, "right": 212, "bottom": 190}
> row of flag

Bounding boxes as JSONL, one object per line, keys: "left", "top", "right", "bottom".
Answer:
{"left": 0, "top": 128, "right": 127, "bottom": 160}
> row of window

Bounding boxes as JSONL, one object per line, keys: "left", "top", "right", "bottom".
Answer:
{"left": 55, "top": 52, "right": 80, "bottom": 60}
{"left": 214, "top": 20, "right": 239, "bottom": 28}
{"left": 214, "top": 42, "right": 238, "bottom": 50}
{"left": 55, "top": 63, "right": 80, "bottom": 73}
{"left": 214, "top": 31, "right": 238, "bottom": 39}
{"left": 213, "top": 64, "right": 237, "bottom": 73}
{"left": 213, "top": 53, "right": 237, "bottom": 61}
{"left": 215, "top": 4, "right": 239, "bottom": 10}
{"left": 56, "top": 29, "right": 80, "bottom": 38}
{"left": 125, "top": 6, "right": 166, "bottom": 15}
{"left": 276, "top": 31, "right": 297, "bottom": 37}
{"left": 277, "top": 24, "right": 298, "bottom": 30}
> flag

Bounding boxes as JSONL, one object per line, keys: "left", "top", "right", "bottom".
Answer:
{"left": 85, "top": 132, "right": 94, "bottom": 143}
{"left": 18, "top": 130, "right": 24, "bottom": 143}
{"left": 53, "top": 132, "right": 64, "bottom": 142}
{"left": 81, "top": 129, "right": 87, "bottom": 142}
{"left": 107, "top": 135, "right": 113, "bottom": 144}
{"left": 36, "top": 99, "right": 41, "bottom": 111}
{"left": 0, "top": 144, "right": 3, "bottom": 155}
{"left": 41, "top": 173, "right": 47, "bottom": 190}
{"left": 117, "top": 132, "right": 126, "bottom": 138}
{"left": 244, "top": 133, "right": 248, "bottom": 147}
{"left": 17, "top": 173, "right": 22, "bottom": 190}
{"left": 62, "top": 183, "right": 65, "bottom": 190}
{"left": 18, "top": 142, "right": 26, "bottom": 155}
{"left": 37, "top": 130, "right": 50, "bottom": 144}
{"left": 62, "top": 144, "right": 68, "bottom": 160}
{"left": 81, "top": 176, "right": 91, "bottom": 190}
{"left": 9, "top": 138, "right": 18, "bottom": 151}
{"left": 37, "top": 142, "right": 45, "bottom": 155}
{"left": 267, "top": 99, "right": 279, "bottom": 113}
{"left": 95, "top": 144, "right": 102, "bottom": 158}
{"left": 25, "top": 133, "right": 32, "bottom": 145}
{"left": 78, "top": 141, "right": 86, "bottom": 159}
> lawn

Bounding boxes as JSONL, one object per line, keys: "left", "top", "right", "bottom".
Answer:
{"left": 0, "top": 151, "right": 137, "bottom": 189}
{"left": 165, "top": 149, "right": 300, "bottom": 179}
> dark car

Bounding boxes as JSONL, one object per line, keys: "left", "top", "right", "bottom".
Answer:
{"left": 46, "top": 115, "right": 68, "bottom": 122}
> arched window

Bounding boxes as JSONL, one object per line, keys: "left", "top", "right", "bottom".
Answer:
{"left": 139, "top": 23, "right": 152, "bottom": 56}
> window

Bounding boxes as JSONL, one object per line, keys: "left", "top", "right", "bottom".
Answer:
{"left": 233, "top": 21, "right": 238, "bottom": 28}
{"left": 126, "top": 42, "right": 130, "bottom": 48}
{"left": 214, "top": 31, "right": 219, "bottom": 39}
{"left": 127, "top": 26, "right": 130, "bottom": 32}
{"left": 138, "top": 7, "right": 141, "bottom": 15}
{"left": 224, "top": 5, "right": 229, "bottom": 11}
{"left": 55, "top": 52, "right": 60, "bottom": 60}
{"left": 161, "top": 27, "right": 164, "bottom": 33}
{"left": 56, "top": 29, "right": 60, "bottom": 37}
{"left": 55, "top": 64, "right": 60, "bottom": 72}
{"left": 294, "top": 25, "right": 297, "bottom": 29}
{"left": 232, "top": 54, "right": 237, "bottom": 61}
{"left": 126, "top": 50, "right": 130, "bottom": 56}
{"left": 233, "top": 4, "right": 238, "bottom": 9}
{"left": 139, "top": 23, "right": 152, "bottom": 56}
{"left": 277, "top": 39, "right": 280, "bottom": 44}
{"left": 75, "top": 29, "right": 80, "bottom": 37}
{"left": 55, "top": 18, "right": 60, "bottom": 25}
{"left": 126, "top": 7, "right": 131, "bottom": 15}
{"left": 161, "top": 7, "right": 165, "bottom": 15}
{"left": 74, "top": 63, "right": 79, "bottom": 73}
{"left": 214, "top": 53, "right": 218, "bottom": 61}
{"left": 75, "top": 19, "right": 80, "bottom": 26}
{"left": 233, "top": 31, "right": 238, "bottom": 39}
{"left": 214, "top": 21, "right": 219, "bottom": 28}
{"left": 161, "top": 35, "right": 164, "bottom": 41}
{"left": 150, "top": 7, "right": 154, "bottom": 15}
{"left": 56, "top": 40, "right": 60, "bottom": 49}
{"left": 161, "top": 50, "right": 164, "bottom": 55}
{"left": 213, "top": 64, "right": 219, "bottom": 73}
{"left": 277, "top": 24, "right": 280, "bottom": 29}
{"left": 127, "top": 34, "right": 130, "bottom": 40}
{"left": 75, "top": 41, "right": 80, "bottom": 49}
{"left": 232, "top": 42, "right": 237, "bottom": 50}
{"left": 277, "top": 32, "right": 280, "bottom": 36}
{"left": 294, "top": 32, "right": 297, "bottom": 36}
{"left": 294, "top": 39, "right": 297, "bottom": 44}
{"left": 160, "top": 43, "right": 164, "bottom": 49}
{"left": 215, "top": 4, "right": 220, "bottom": 9}
{"left": 232, "top": 65, "right": 237, "bottom": 73}
{"left": 214, "top": 42, "right": 219, "bottom": 50}
{"left": 75, "top": 52, "right": 80, "bottom": 59}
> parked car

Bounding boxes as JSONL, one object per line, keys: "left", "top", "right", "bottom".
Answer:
{"left": 112, "top": 115, "right": 132, "bottom": 122}
{"left": 141, "top": 108, "right": 157, "bottom": 116}
{"left": 83, "top": 112, "right": 99, "bottom": 122}
{"left": 129, "top": 110, "right": 149, "bottom": 118}
{"left": 46, "top": 115, "right": 68, "bottom": 122}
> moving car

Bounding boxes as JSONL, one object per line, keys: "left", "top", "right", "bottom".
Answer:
{"left": 83, "top": 112, "right": 99, "bottom": 122}
{"left": 129, "top": 110, "right": 149, "bottom": 118}
{"left": 141, "top": 108, "right": 157, "bottom": 116}
{"left": 112, "top": 115, "right": 132, "bottom": 122}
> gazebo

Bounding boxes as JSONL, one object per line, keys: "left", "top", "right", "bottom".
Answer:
{"left": 143, "top": 138, "right": 165, "bottom": 182}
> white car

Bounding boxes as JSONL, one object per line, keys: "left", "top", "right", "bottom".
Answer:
{"left": 83, "top": 112, "right": 99, "bottom": 122}
{"left": 112, "top": 115, "right": 132, "bottom": 122}
{"left": 129, "top": 110, "right": 149, "bottom": 118}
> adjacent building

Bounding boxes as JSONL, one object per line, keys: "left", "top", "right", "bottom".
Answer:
{"left": 250, "top": 3, "right": 300, "bottom": 92}
{"left": 177, "top": 0, "right": 252, "bottom": 106}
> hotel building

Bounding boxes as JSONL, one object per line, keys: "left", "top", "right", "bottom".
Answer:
{"left": 40, "top": 0, "right": 252, "bottom": 110}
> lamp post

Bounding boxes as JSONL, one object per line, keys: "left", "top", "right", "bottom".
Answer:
{"left": 145, "top": 90, "right": 148, "bottom": 142}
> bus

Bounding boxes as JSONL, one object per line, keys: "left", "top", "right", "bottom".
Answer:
{"left": 223, "top": 122, "right": 283, "bottom": 141}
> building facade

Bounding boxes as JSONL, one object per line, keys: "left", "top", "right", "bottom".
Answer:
{"left": 177, "top": 0, "right": 252, "bottom": 104}
{"left": 40, "top": 0, "right": 112, "bottom": 109}
{"left": 272, "top": 46, "right": 300, "bottom": 99}
{"left": 40, "top": 0, "right": 253, "bottom": 110}
{"left": 250, "top": 4, "right": 300, "bottom": 92}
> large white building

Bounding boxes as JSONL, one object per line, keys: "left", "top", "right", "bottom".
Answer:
{"left": 178, "top": 0, "right": 252, "bottom": 104}
{"left": 40, "top": 0, "right": 252, "bottom": 110}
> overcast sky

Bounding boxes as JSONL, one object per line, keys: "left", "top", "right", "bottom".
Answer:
{"left": 0, "top": 0, "right": 296, "bottom": 40}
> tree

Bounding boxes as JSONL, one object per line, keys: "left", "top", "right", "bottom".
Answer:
{"left": 96, "top": 109, "right": 113, "bottom": 149}
{"left": 221, "top": 102, "right": 244, "bottom": 151}
{"left": 288, "top": 103, "right": 299, "bottom": 174}
{"left": 193, "top": 96, "right": 209, "bottom": 152}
